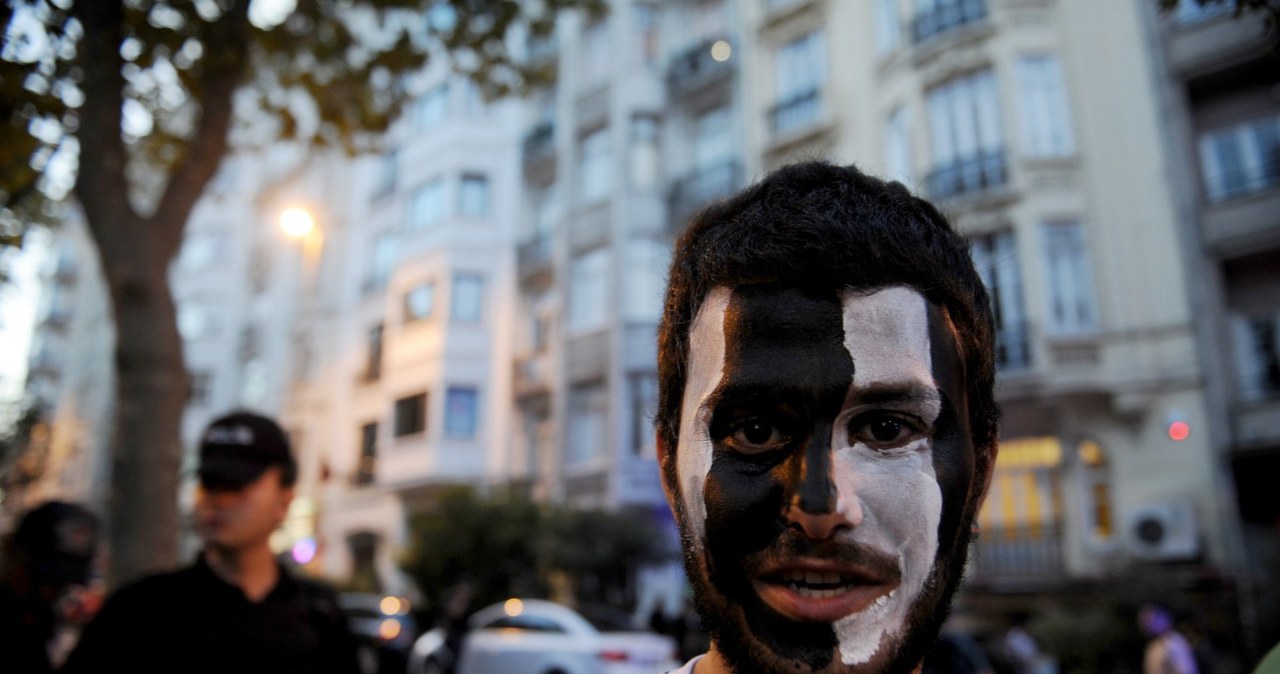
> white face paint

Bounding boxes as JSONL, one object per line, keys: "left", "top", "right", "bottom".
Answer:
{"left": 677, "top": 285, "right": 944, "bottom": 669}
{"left": 830, "top": 286, "right": 942, "bottom": 666}
{"left": 676, "top": 286, "right": 730, "bottom": 551}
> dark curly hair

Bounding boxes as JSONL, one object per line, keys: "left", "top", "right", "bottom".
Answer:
{"left": 656, "top": 160, "right": 999, "bottom": 479}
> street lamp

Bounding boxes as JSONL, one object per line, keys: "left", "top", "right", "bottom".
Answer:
{"left": 279, "top": 206, "right": 316, "bottom": 239}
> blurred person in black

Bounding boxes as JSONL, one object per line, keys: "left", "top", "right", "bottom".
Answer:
{"left": 0, "top": 500, "right": 100, "bottom": 674}
{"left": 61, "top": 410, "right": 360, "bottom": 674}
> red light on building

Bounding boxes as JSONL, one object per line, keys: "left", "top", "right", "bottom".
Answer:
{"left": 1168, "top": 421, "right": 1190, "bottom": 441}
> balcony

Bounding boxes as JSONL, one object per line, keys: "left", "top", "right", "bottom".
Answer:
{"left": 667, "top": 160, "right": 743, "bottom": 235}
{"left": 513, "top": 353, "right": 552, "bottom": 398}
{"left": 666, "top": 37, "right": 736, "bottom": 102}
{"left": 967, "top": 523, "right": 1065, "bottom": 587}
{"left": 769, "top": 88, "right": 823, "bottom": 137}
{"left": 522, "top": 121, "right": 556, "bottom": 180}
{"left": 925, "top": 149, "right": 1008, "bottom": 201}
{"left": 912, "top": 0, "right": 988, "bottom": 45}
{"left": 517, "top": 235, "right": 553, "bottom": 284}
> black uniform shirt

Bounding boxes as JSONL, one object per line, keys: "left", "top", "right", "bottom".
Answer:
{"left": 61, "top": 557, "right": 360, "bottom": 674}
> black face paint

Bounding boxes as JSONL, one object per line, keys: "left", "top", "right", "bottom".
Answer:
{"left": 701, "top": 284, "right": 852, "bottom": 669}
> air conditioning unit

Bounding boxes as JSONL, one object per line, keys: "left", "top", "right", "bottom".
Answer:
{"left": 1124, "top": 501, "right": 1201, "bottom": 562}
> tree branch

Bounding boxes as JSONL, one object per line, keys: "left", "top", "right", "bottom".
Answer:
{"left": 69, "top": 0, "right": 139, "bottom": 266}
{"left": 149, "top": 1, "right": 252, "bottom": 261}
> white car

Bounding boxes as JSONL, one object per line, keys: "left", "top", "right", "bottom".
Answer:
{"left": 409, "top": 598, "right": 679, "bottom": 674}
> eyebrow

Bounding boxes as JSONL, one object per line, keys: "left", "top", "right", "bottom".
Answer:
{"left": 846, "top": 382, "right": 942, "bottom": 409}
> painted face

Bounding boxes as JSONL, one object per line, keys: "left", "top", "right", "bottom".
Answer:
{"left": 670, "top": 284, "right": 979, "bottom": 674}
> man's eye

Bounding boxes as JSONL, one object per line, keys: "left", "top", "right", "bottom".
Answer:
{"left": 725, "top": 419, "right": 790, "bottom": 453}
{"left": 851, "top": 415, "right": 924, "bottom": 450}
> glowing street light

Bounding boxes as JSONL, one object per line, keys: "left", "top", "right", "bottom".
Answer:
{"left": 279, "top": 206, "right": 316, "bottom": 239}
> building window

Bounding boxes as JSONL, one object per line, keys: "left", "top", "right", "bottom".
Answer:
{"left": 771, "top": 30, "right": 826, "bottom": 135}
{"left": 579, "top": 127, "right": 613, "bottom": 204}
{"left": 912, "top": 0, "right": 988, "bottom": 44}
{"left": 445, "top": 386, "right": 479, "bottom": 438}
{"left": 630, "top": 114, "right": 660, "bottom": 191}
{"left": 1077, "top": 440, "right": 1112, "bottom": 541}
{"left": 403, "top": 282, "right": 435, "bottom": 322}
{"left": 188, "top": 371, "right": 213, "bottom": 407}
{"left": 408, "top": 178, "right": 448, "bottom": 231}
{"left": 1232, "top": 312, "right": 1280, "bottom": 401}
{"left": 568, "top": 247, "right": 610, "bottom": 334}
{"left": 414, "top": 83, "right": 449, "bottom": 131}
{"left": 884, "top": 106, "right": 914, "bottom": 186}
{"left": 635, "top": 3, "right": 659, "bottom": 66}
{"left": 1042, "top": 221, "right": 1098, "bottom": 335}
{"left": 356, "top": 422, "right": 378, "bottom": 486}
{"left": 926, "top": 69, "right": 1006, "bottom": 199}
{"left": 970, "top": 230, "right": 1029, "bottom": 370}
{"left": 875, "top": 0, "right": 901, "bottom": 54}
{"left": 393, "top": 392, "right": 428, "bottom": 437}
{"left": 459, "top": 173, "right": 490, "bottom": 217}
{"left": 451, "top": 273, "right": 484, "bottom": 323}
{"left": 693, "top": 106, "right": 733, "bottom": 171}
{"left": 1198, "top": 114, "right": 1280, "bottom": 202}
{"left": 362, "top": 323, "right": 383, "bottom": 383}
{"left": 629, "top": 373, "right": 658, "bottom": 459}
{"left": 365, "top": 230, "right": 397, "bottom": 292}
{"left": 580, "top": 20, "right": 612, "bottom": 86}
{"left": 567, "top": 382, "right": 608, "bottom": 466}
{"left": 1015, "top": 55, "right": 1075, "bottom": 159}
{"left": 372, "top": 150, "right": 397, "bottom": 200}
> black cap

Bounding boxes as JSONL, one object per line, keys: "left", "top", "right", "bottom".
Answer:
{"left": 197, "top": 411, "right": 294, "bottom": 489}
{"left": 13, "top": 501, "right": 99, "bottom": 586}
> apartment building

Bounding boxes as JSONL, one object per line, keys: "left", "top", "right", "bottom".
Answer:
{"left": 734, "top": 0, "right": 1246, "bottom": 627}
{"left": 511, "top": 3, "right": 675, "bottom": 515}
{"left": 1147, "top": 0, "right": 1280, "bottom": 649}
{"left": 270, "top": 65, "right": 525, "bottom": 593}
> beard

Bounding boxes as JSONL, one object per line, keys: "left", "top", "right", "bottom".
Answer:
{"left": 673, "top": 491, "right": 977, "bottom": 674}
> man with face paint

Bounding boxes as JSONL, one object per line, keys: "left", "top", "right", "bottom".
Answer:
{"left": 655, "top": 161, "right": 1000, "bottom": 674}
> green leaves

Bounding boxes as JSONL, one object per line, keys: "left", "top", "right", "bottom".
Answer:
{"left": 400, "top": 487, "right": 669, "bottom": 613}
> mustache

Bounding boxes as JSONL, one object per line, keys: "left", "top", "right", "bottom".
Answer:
{"left": 744, "top": 530, "right": 904, "bottom": 584}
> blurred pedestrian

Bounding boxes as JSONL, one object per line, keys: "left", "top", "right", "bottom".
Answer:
{"left": 61, "top": 410, "right": 360, "bottom": 674}
{"left": 1000, "top": 614, "right": 1056, "bottom": 674}
{"left": 0, "top": 500, "right": 100, "bottom": 674}
{"left": 1139, "top": 603, "right": 1200, "bottom": 674}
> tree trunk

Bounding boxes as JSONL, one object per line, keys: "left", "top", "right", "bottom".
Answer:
{"left": 70, "top": 0, "right": 248, "bottom": 587}
{"left": 104, "top": 259, "right": 189, "bottom": 585}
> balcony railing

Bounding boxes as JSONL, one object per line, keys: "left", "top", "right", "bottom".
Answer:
{"left": 769, "top": 88, "right": 823, "bottom": 137}
{"left": 517, "top": 235, "right": 553, "bottom": 280}
{"left": 666, "top": 36, "right": 736, "bottom": 100}
{"left": 912, "top": 0, "right": 988, "bottom": 45}
{"left": 668, "top": 160, "right": 743, "bottom": 233}
{"left": 925, "top": 149, "right": 1008, "bottom": 201}
{"left": 967, "top": 523, "right": 1064, "bottom": 583}
{"left": 522, "top": 121, "right": 555, "bottom": 167}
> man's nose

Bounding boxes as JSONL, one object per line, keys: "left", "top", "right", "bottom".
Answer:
{"left": 783, "top": 424, "right": 862, "bottom": 540}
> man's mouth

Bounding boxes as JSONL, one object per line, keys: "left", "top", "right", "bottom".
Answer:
{"left": 752, "top": 561, "right": 899, "bottom": 622}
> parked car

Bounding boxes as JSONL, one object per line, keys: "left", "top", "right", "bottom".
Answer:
{"left": 339, "top": 592, "right": 420, "bottom": 674}
{"left": 408, "top": 598, "right": 678, "bottom": 674}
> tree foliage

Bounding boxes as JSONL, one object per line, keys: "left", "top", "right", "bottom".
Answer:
{"left": 0, "top": 0, "right": 601, "bottom": 585}
{"left": 400, "top": 487, "right": 670, "bottom": 616}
